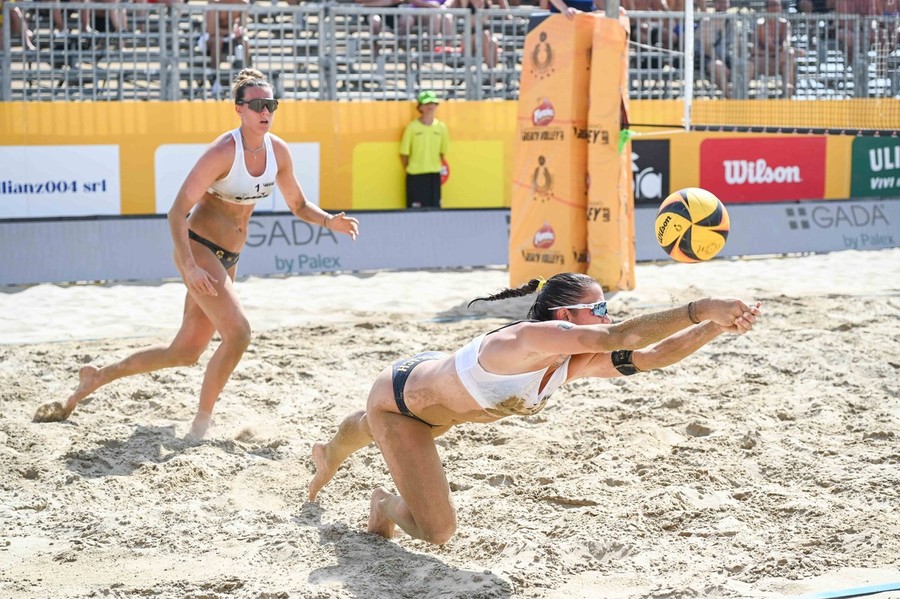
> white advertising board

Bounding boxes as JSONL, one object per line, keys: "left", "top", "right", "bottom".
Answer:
{"left": 0, "top": 145, "right": 121, "bottom": 218}
{"left": 0, "top": 201, "right": 897, "bottom": 286}
{"left": 153, "top": 142, "right": 320, "bottom": 213}
{"left": 633, "top": 200, "right": 900, "bottom": 260}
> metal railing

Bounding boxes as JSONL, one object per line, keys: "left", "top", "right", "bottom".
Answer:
{"left": 1, "top": 3, "right": 898, "bottom": 101}
{"left": 628, "top": 9, "right": 900, "bottom": 99}
{"left": 0, "top": 2, "right": 533, "bottom": 101}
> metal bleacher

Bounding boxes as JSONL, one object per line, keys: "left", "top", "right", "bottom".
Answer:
{"left": 0, "top": 2, "right": 898, "bottom": 102}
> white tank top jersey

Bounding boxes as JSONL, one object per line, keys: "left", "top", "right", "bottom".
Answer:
{"left": 454, "top": 333, "right": 571, "bottom": 417}
{"left": 207, "top": 128, "right": 278, "bottom": 205}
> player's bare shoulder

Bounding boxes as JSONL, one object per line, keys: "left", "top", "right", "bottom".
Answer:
{"left": 268, "top": 134, "right": 292, "bottom": 162}
{"left": 196, "top": 132, "right": 237, "bottom": 170}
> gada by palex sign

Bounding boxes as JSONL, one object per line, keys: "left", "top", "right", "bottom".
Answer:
{"left": 700, "top": 137, "right": 826, "bottom": 203}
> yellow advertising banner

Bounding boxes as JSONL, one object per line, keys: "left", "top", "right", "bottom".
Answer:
{"left": 509, "top": 14, "right": 595, "bottom": 286}
{"left": 0, "top": 98, "right": 863, "bottom": 221}
{"left": 586, "top": 16, "right": 634, "bottom": 290}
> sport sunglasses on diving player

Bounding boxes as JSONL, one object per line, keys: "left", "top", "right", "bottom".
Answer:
{"left": 549, "top": 301, "right": 608, "bottom": 317}
{"left": 236, "top": 98, "right": 279, "bottom": 113}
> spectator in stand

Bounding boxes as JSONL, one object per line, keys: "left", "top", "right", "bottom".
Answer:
{"left": 456, "top": 0, "right": 509, "bottom": 69}
{"left": 136, "top": 0, "right": 187, "bottom": 6}
{"left": 202, "top": 0, "right": 252, "bottom": 93}
{"left": 541, "top": 0, "right": 594, "bottom": 18}
{"left": 354, "top": 0, "right": 412, "bottom": 38}
{"left": 0, "top": 0, "right": 36, "bottom": 50}
{"left": 752, "top": 0, "right": 795, "bottom": 94}
{"left": 87, "top": 0, "right": 128, "bottom": 35}
{"left": 410, "top": 0, "right": 455, "bottom": 41}
{"left": 539, "top": 0, "right": 629, "bottom": 18}
{"left": 874, "top": 0, "right": 899, "bottom": 78}
{"left": 797, "top": 0, "right": 834, "bottom": 13}
{"left": 698, "top": 0, "right": 744, "bottom": 97}
{"left": 622, "top": 0, "right": 674, "bottom": 50}
{"left": 666, "top": 0, "right": 707, "bottom": 51}
{"left": 51, "top": 2, "right": 84, "bottom": 35}
{"left": 834, "top": 0, "right": 879, "bottom": 64}
{"left": 666, "top": 0, "right": 707, "bottom": 12}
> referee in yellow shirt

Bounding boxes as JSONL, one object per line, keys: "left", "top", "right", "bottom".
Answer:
{"left": 400, "top": 91, "right": 450, "bottom": 209}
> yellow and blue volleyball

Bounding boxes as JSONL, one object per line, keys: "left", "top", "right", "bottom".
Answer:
{"left": 655, "top": 188, "right": 730, "bottom": 263}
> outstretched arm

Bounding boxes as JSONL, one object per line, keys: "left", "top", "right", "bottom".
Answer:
{"left": 514, "top": 297, "right": 758, "bottom": 360}
{"left": 589, "top": 298, "right": 753, "bottom": 350}
{"left": 574, "top": 321, "right": 725, "bottom": 378}
{"left": 571, "top": 301, "right": 762, "bottom": 379}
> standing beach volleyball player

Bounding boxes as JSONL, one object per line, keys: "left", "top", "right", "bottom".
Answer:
{"left": 309, "top": 273, "right": 762, "bottom": 545}
{"left": 34, "top": 68, "right": 360, "bottom": 439}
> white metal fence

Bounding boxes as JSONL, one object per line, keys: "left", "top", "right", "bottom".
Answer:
{"left": 0, "top": 2, "right": 534, "bottom": 101}
{"left": 628, "top": 9, "right": 900, "bottom": 100}
{"left": 1, "top": 3, "right": 898, "bottom": 101}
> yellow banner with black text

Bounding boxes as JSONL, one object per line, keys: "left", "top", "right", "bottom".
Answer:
{"left": 509, "top": 13, "right": 634, "bottom": 290}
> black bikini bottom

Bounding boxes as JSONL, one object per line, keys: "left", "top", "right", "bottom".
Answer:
{"left": 188, "top": 229, "right": 240, "bottom": 269}
{"left": 391, "top": 351, "right": 445, "bottom": 428}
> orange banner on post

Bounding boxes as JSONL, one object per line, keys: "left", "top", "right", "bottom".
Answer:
{"left": 586, "top": 16, "right": 635, "bottom": 291}
{"left": 509, "top": 14, "right": 595, "bottom": 287}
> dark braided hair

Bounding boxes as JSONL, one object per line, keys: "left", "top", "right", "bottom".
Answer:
{"left": 467, "top": 272, "right": 597, "bottom": 321}
{"left": 232, "top": 68, "right": 272, "bottom": 104}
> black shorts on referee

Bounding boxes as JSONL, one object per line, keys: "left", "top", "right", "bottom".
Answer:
{"left": 406, "top": 172, "right": 441, "bottom": 209}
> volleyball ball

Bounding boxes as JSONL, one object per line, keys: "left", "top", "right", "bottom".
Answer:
{"left": 655, "top": 188, "right": 730, "bottom": 263}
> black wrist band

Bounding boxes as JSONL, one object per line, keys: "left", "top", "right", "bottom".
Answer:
{"left": 611, "top": 349, "right": 641, "bottom": 376}
{"left": 688, "top": 301, "right": 701, "bottom": 324}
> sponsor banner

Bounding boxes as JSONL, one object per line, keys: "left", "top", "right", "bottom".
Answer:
{"left": 517, "top": 14, "right": 594, "bottom": 127}
{"left": 509, "top": 147, "right": 589, "bottom": 284}
{"left": 518, "top": 97, "right": 570, "bottom": 145}
{"left": 0, "top": 210, "right": 510, "bottom": 285}
{"left": 850, "top": 137, "right": 900, "bottom": 198}
{"left": 0, "top": 145, "right": 121, "bottom": 218}
{"left": 633, "top": 199, "right": 899, "bottom": 260}
{"left": 587, "top": 16, "right": 634, "bottom": 291}
{"left": 700, "top": 137, "right": 827, "bottom": 203}
{"left": 154, "top": 143, "right": 320, "bottom": 213}
{"left": 510, "top": 14, "right": 594, "bottom": 286}
{"left": 1, "top": 202, "right": 896, "bottom": 285}
{"left": 632, "top": 140, "right": 670, "bottom": 206}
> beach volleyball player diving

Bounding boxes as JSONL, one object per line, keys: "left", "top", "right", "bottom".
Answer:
{"left": 309, "top": 273, "right": 762, "bottom": 544}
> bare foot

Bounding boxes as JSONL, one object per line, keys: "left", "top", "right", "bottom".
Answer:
{"left": 67, "top": 365, "right": 103, "bottom": 410}
{"left": 34, "top": 365, "right": 103, "bottom": 423}
{"left": 186, "top": 412, "right": 213, "bottom": 441}
{"left": 367, "top": 487, "right": 397, "bottom": 539}
{"left": 308, "top": 442, "right": 339, "bottom": 502}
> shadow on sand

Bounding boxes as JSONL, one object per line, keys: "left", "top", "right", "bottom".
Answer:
{"left": 298, "top": 503, "right": 513, "bottom": 599}
{"left": 64, "top": 424, "right": 280, "bottom": 478}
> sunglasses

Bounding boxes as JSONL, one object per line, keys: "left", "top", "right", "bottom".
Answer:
{"left": 237, "top": 98, "right": 279, "bottom": 113}
{"left": 550, "top": 301, "right": 608, "bottom": 318}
